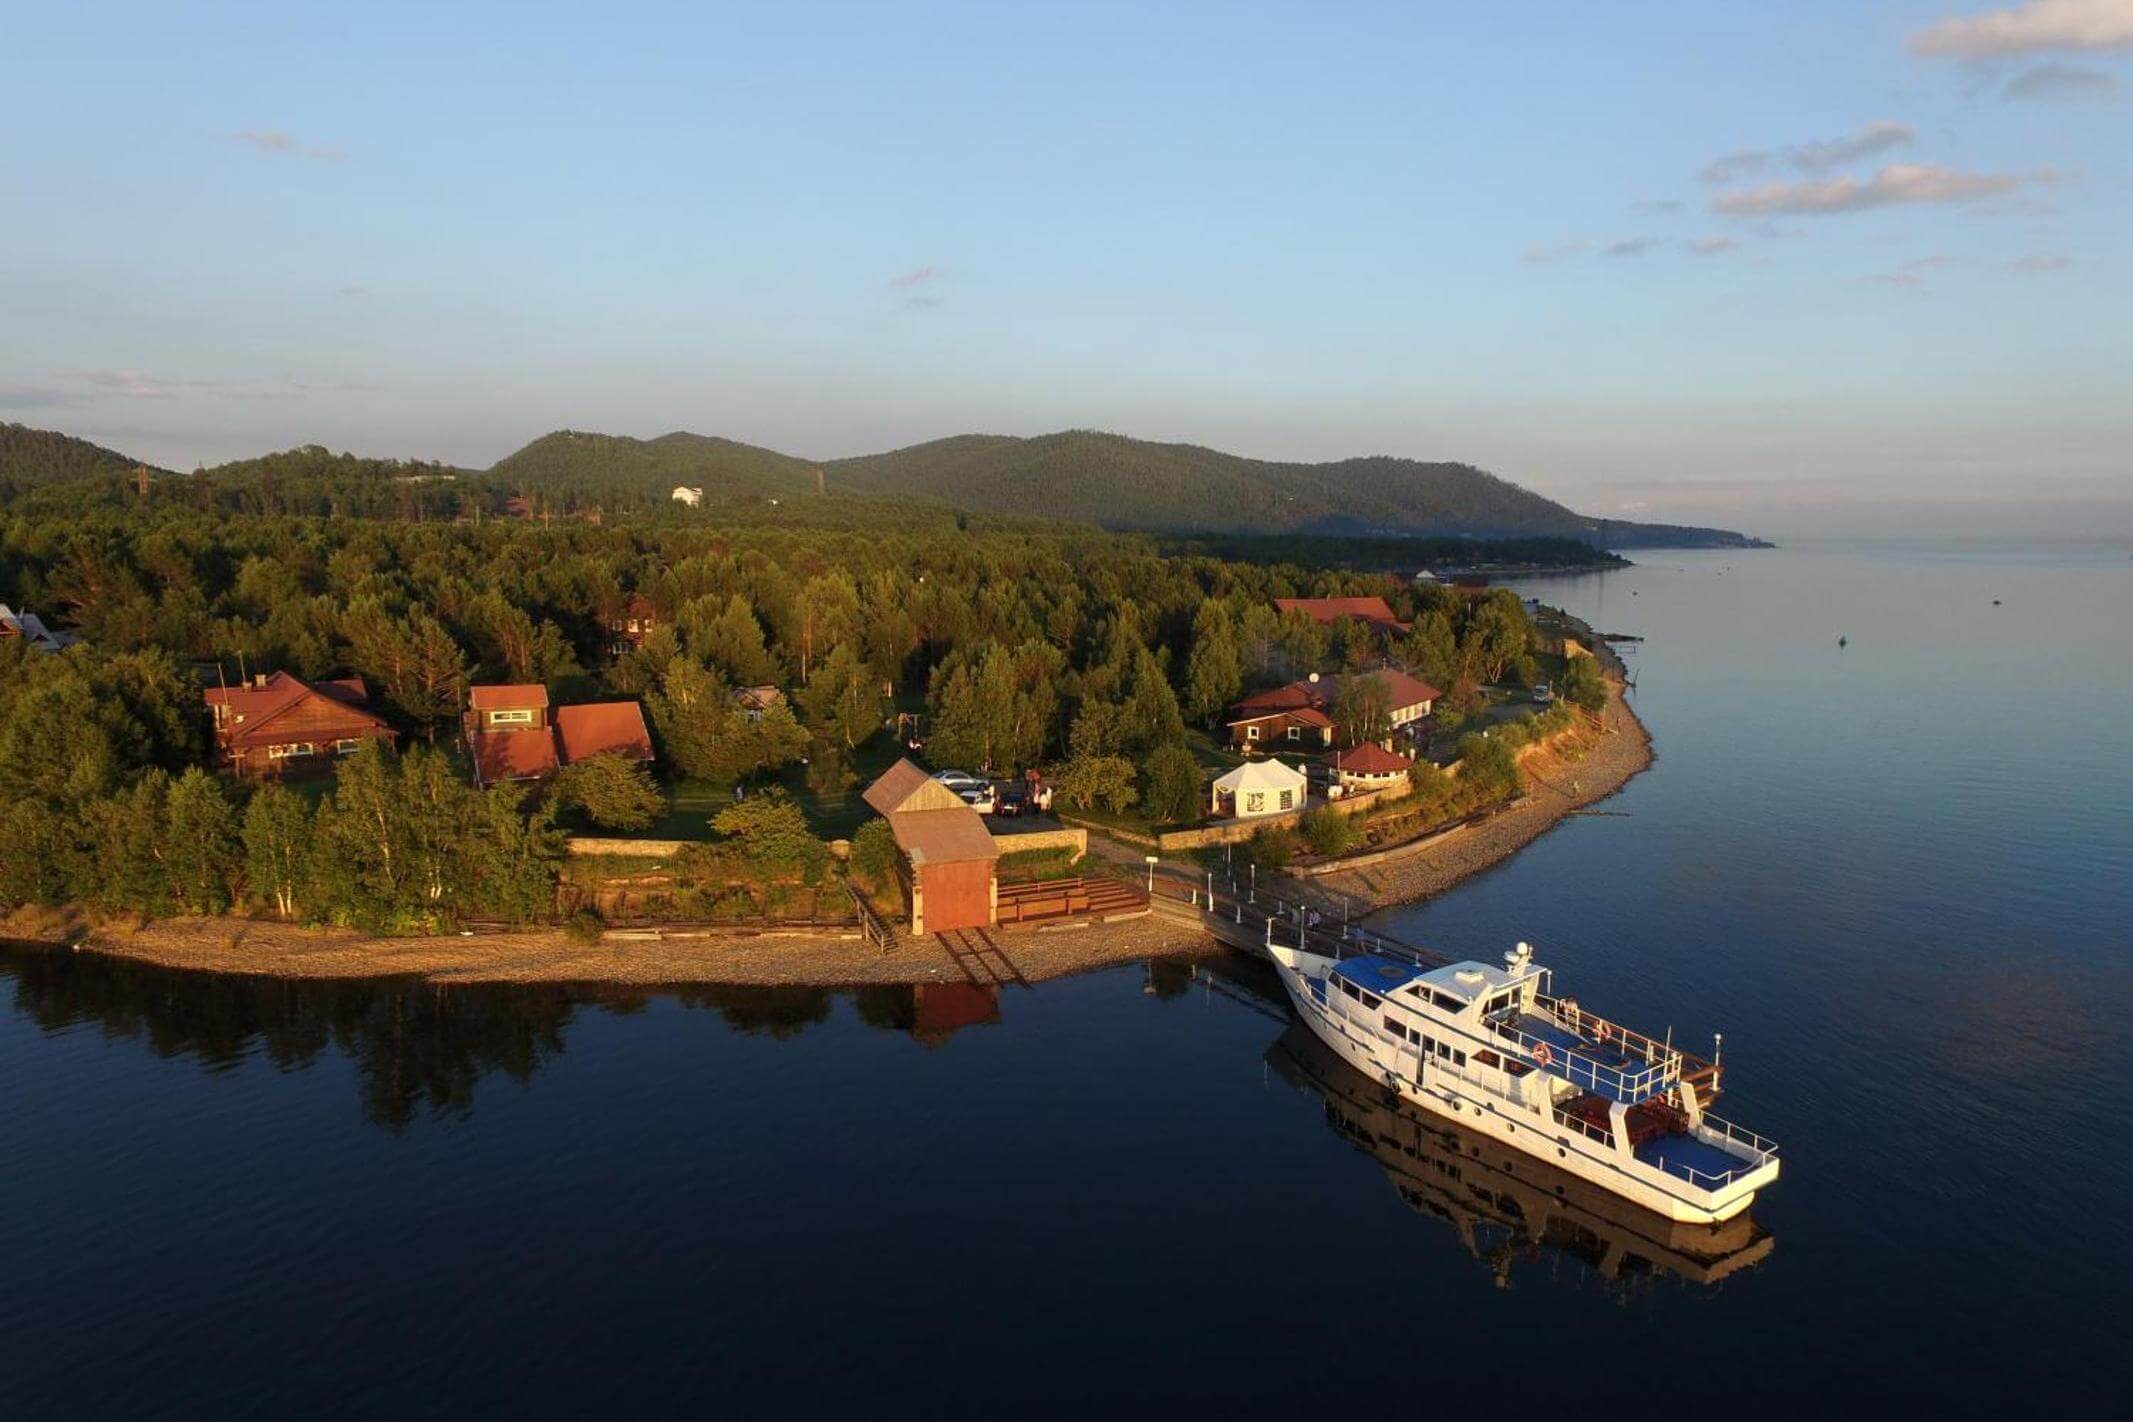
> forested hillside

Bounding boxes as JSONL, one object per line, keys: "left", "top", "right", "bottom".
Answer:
{"left": 491, "top": 430, "right": 822, "bottom": 509}
{"left": 0, "top": 422, "right": 163, "bottom": 493}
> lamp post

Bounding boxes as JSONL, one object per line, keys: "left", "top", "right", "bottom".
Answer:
{"left": 1144, "top": 854, "right": 1159, "bottom": 895}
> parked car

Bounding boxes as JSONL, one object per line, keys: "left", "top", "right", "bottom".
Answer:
{"left": 996, "top": 784, "right": 1029, "bottom": 817}
{"left": 958, "top": 783, "right": 998, "bottom": 814}
{"left": 931, "top": 769, "right": 982, "bottom": 788}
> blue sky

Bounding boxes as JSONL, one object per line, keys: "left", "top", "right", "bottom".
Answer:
{"left": 3, "top": 0, "right": 2129, "bottom": 535}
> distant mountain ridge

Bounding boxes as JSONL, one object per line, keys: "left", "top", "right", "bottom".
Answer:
{"left": 0, "top": 420, "right": 1770, "bottom": 548}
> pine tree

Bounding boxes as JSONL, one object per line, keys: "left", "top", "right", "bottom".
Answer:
{"left": 1184, "top": 601, "right": 1243, "bottom": 722}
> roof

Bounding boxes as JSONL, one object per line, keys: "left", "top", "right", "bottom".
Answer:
{"left": 554, "top": 701, "right": 654, "bottom": 764}
{"left": 1338, "top": 666, "right": 1442, "bottom": 710}
{"left": 1273, "top": 596, "right": 1408, "bottom": 632}
{"left": 1211, "top": 759, "right": 1308, "bottom": 794}
{"left": 470, "top": 683, "right": 549, "bottom": 711}
{"left": 1332, "top": 743, "right": 1415, "bottom": 775}
{"left": 862, "top": 759, "right": 968, "bottom": 817}
{"left": 1333, "top": 954, "right": 1428, "bottom": 993}
{"left": 887, "top": 807, "right": 1000, "bottom": 865}
{"left": 206, "top": 672, "right": 390, "bottom": 747}
{"left": 468, "top": 728, "right": 560, "bottom": 784}
{"left": 1414, "top": 959, "right": 1530, "bottom": 1003}
{"left": 735, "top": 685, "right": 786, "bottom": 712}
{"left": 0, "top": 604, "right": 71, "bottom": 650}
{"left": 1232, "top": 682, "right": 1323, "bottom": 715}
{"left": 1229, "top": 704, "right": 1332, "bottom": 729}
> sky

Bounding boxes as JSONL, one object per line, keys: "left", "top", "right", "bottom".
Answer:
{"left": 3, "top": 0, "right": 2130, "bottom": 537}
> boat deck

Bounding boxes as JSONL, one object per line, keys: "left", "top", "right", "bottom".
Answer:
{"left": 1513, "top": 1013, "right": 1665, "bottom": 1104}
{"left": 1635, "top": 1132, "right": 1753, "bottom": 1186}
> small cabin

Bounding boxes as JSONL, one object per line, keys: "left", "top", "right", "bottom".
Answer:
{"left": 1330, "top": 742, "right": 1415, "bottom": 794}
{"left": 862, "top": 759, "right": 1000, "bottom": 936}
{"left": 204, "top": 672, "right": 395, "bottom": 777}
{"left": 1211, "top": 759, "right": 1307, "bottom": 819}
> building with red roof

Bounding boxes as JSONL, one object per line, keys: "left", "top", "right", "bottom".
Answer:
{"left": 1330, "top": 742, "right": 1415, "bottom": 793}
{"left": 1272, "top": 595, "right": 1410, "bottom": 638}
{"left": 205, "top": 671, "right": 395, "bottom": 777}
{"left": 463, "top": 685, "right": 654, "bottom": 787}
{"left": 1224, "top": 666, "right": 1439, "bottom": 752}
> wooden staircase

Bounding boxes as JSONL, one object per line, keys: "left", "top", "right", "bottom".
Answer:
{"left": 994, "top": 875, "right": 1148, "bottom": 926}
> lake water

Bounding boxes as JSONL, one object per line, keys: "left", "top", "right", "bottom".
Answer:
{"left": 5, "top": 539, "right": 2130, "bottom": 1418}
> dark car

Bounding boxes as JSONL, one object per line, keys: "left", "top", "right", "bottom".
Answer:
{"left": 996, "top": 784, "right": 1029, "bottom": 817}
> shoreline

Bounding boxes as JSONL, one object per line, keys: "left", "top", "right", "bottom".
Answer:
{"left": 1317, "top": 679, "right": 1652, "bottom": 912}
{"left": 7, "top": 690, "right": 1652, "bottom": 992}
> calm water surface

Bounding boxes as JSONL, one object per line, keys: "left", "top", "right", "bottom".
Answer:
{"left": 5, "top": 540, "right": 2129, "bottom": 1418}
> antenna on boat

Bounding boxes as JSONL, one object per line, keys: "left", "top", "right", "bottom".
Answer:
{"left": 1714, "top": 1032, "right": 1723, "bottom": 1071}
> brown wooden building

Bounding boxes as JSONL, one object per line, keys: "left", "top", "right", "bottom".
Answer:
{"left": 205, "top": 672, "right": 395, "bottom": 777}
{"left": 861, "top": 759, "right": 999, "bottom": 936}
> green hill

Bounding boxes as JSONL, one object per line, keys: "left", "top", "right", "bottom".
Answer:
{"left": 823, "top": 429, "right": 1601, "bottom": 538}
{"left": 0, "top": 422, "right": 163, "bottom": 486}
{"left": 490, "top": 430, "right": 822, "bottom": 502}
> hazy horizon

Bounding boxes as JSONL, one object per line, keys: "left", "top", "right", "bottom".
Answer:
{"left": 5, "top": 1, "right": 2129, "bottom": 537}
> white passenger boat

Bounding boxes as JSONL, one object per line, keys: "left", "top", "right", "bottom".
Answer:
{"left": 1269, "top": 939, "right": 1779, "bottom": 1223}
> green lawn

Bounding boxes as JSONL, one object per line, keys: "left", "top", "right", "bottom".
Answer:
{"left": 637, "top": 729, "right": 909, "bottom": 843}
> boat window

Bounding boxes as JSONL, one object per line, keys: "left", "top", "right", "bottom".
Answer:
{"left": 1383, "top": 1015, "right": 1402, "bottom": 1035}
{"left": 1360, "top": 992, "right": 1380, "bottom": 1009}
{"left": 1431, "top": 991, "right": 1465, "bottom": 1013}
{"left": 1454, "top": 1050, "right": 1467, "bottom": 1066}
{"left": 1437, "top": 1042, "right": 1452, "bottom": 1061}
{"left": 1340, "top": 981, "right": 1360, "bottom": 1000}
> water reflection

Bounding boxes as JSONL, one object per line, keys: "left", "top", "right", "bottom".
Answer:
{"left": 1268, "top": 1023, "right": 1774, "bottom": 1291}
{"left": 0, "top": 944, "right": 1006, "bottom": 1128}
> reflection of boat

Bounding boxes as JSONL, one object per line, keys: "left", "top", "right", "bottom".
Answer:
{"left": 1269, "top": 1024, "right": 1774, "bottom": 1289}
{"left": 1268, "top": 940, "right": 1779, "bottom": 1222}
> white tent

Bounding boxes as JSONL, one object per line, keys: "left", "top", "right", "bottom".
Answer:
{"left": 1211, "top": 759, "right": 1307, "bottom": 819}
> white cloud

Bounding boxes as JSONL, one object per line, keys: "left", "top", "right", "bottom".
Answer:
{"left": 1682, "top": 236, "right": 1741, "bottom": 256}
{"left": 2006, "top": 252, "right": 2075, "bottom": 270}
{"left": 1602, "top": 236, "right": 1662, "bottom": 257}
{"left": 1712, "top": 163, "right": 2032, "bottom": 215}
{"left": 1698, "top": 148, "right": 1768, "bottom": 184}
{"left": 889, "top": 266, "right": 936, "bottom": 287}
{"left": 1909, "top": 0, "right": 2133, "bottom": 57}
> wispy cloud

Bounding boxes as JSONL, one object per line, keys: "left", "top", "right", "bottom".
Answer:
{"left": 228, "top": 129, "right": 347, "bottom": 163}
{"left": 1521, "top": 238, "right": 1590, "bottom": 264}
{"left": 1681, "top": 236, "right": 1741, "bottom": 256}
{"left": 1712, "top": 163, "right": 2038, "bottom": 215}
{"left": 889, "top": 265, "right": 936, "bottom": 288}
{"left": 1631, "top": 198, "right": 1684, "bottom": 215}
{"left": 1909, "top": 0, "right": 2133, "bottom": 57}
{"left": 2004, "top": 61, "right": 2121, "bottom": 97}
{"left": 1698, "top": 121, "right": 1916, "bottom": 185}
{"left": 1860, "top": 271, "right": 1927, "bottom": 289}
{"left": 1699, "top": 148, "right": 1769, "bottom": 184}
{"left": 1904, "top": 254, "right": 1962, "bottom": 270}
{"left": 69, "top": 370, "right": 373, "bottom": 401}
{"left": 1787, "top": 120, "right": 1916, "bottom": 172}
{"left": 2006, "top": 252, "right": 2075, "bottom": 271}
{"left": 1602, "top": 236, "right": 1662, "bottom": 257}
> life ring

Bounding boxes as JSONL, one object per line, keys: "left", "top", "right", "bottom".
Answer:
{"left": 1531, "top": 1042, "right": 1553, "bottom": 1069}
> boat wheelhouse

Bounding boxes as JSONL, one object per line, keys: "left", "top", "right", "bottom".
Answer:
{"left": 1270, "top": 939, "right": 1779, "bottom": 1223}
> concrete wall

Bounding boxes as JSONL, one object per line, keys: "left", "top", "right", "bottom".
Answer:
{"left": 566, "top": 837, "right": 691, "bottom": 857}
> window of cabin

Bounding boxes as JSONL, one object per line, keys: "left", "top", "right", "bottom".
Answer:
{"left": 269, "top": 742, "right": 315, "bottom": 759}
{"left": 1245, "top": 725, "right": 1261, "bottom": 741}
{"left": 1360, "top": 992, "right": 1380, "bottom": 1009}
{"left": 1278, "top": 790, "right": 1294, "bottom": 810}
{"left": 1454, "top": 1049, "right": 1468, "bottom": 1066}
{"left": 334, "top": 739, "right": 360, "bottom": 754}
{"left": 489, "top": 709, "right": 535, "bottom": 726}
{"left": 1285, "top": 726, "right": 1299, "bottom": 741}
{"left": 1431, "top": 991, "right": 1466, "bottom": 1014}
{"left": 1244, "top": 792, "right": 1265, "bottom": 813}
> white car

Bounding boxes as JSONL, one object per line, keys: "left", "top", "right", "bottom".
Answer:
{"left": 957, "top": 784, "right": 999, "bottom": 814}
{"left": 931, "top": 769, "right": 982, "bottom": 788}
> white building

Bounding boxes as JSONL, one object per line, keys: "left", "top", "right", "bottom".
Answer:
{"left": 1211, "top": 759, "right": 1307, "bottom": 819}
{"left": 671, "top": 486, "right": 704, "bottom": 507}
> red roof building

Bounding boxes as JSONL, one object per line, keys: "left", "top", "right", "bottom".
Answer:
{"left": 609, "top": 593, "right": 658, "bottom": 653}
{"left": 205, "top": 672, "right": 395, "bottom": 777}
{"left": 1331, "top": 742, "right": 1415, "bottom": 792}
{"left": 1225, "top": 666, "right": 1439, "bottom": 751}
{"left": 1272, "top": 595, "right": 1410, "bottom": 637}
{"left": 554, "top": 701, "right": 655, "bottom": 766}
{"left": 862, "top": 759, "right": 999, "bottom": 936}
{"left": 464, "top": 685, "right": 654, "bottom": 787}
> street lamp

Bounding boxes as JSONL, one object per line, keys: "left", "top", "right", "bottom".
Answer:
{"left": 1144, "top": 854, "right": 1159, "bottom": 894}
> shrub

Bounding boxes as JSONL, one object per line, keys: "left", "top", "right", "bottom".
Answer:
{"left": 849, "top": 818, "right": 899, "bottom": 884}
{"left": 1140, "top": 743, "right": 1203, "bottom": 826}
{"left": 551, "top": 751, "right": 667, "bottom": 831}
{"left": 1299, "top": 806, "right": 1356, "bottom": 857}
{"left": 1240, "top": 825, "right": 1295, "bottom": 872}
{"left": 1558, "top": 653, "right": 1606, "bottom": 712}
{"left": 564, "top": 910, "right": 605, "bottom": 945}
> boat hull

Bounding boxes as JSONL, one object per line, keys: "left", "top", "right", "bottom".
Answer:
{"left": 1271, "top": 950, "right": 1775, "bottom": 1225}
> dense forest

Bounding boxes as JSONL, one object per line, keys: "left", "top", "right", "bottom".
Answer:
{"left": 0, "top": 420, "right": 1768, "bottom": 547}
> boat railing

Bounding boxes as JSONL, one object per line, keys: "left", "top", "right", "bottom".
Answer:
{"left": 1694, "top": 1111, "right": 1780, "bottom": 1164}
{"left": 1488, "top": 1016, "right": 1676, "bottom": 1102}
{"left": 1549, "top": 1106, "right": 1614, "bottom": 1149}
